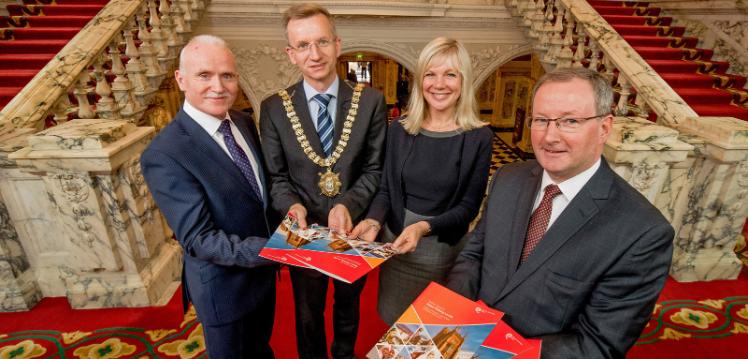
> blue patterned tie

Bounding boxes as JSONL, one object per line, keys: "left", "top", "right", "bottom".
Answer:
{"left": 313, "top": 94, "right": 334, "bottom": 157}
{"left": 217, "top": 120, "right": 263, "bottom": 201}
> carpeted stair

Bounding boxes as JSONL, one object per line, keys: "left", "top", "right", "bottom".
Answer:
{"left": 0, "top": 0, "right": 108, "bottom": 109}
{"left": 588, "top": 0, "right": 748, "bottom": 121}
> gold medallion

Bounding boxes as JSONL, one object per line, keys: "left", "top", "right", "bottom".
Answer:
{"left": 318, "top": 167, "right": 342, "bottom": 197}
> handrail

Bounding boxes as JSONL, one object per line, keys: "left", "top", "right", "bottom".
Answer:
{"left": 0, "top": 0, "right": 206, "bottom": 134}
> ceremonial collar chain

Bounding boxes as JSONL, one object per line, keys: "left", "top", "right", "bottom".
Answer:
{"left": 278, "top": 84, "right": 364, "bottom": 197}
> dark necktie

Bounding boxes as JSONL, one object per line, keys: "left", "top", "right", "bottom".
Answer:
{"left": 217, "top": 120, "right": 263, "bottom": 201}
{"left": 521, "top": 184, "right": 562, "bottom": 263}
{"left": 312, "top": 93, "right": 334, "bottom": 157}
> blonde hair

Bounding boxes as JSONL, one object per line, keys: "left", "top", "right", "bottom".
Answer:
{"left": 401, "top": 37, "right": 484, "bottom": 135}
{"left": 282, "top": 3, "right": 337, "bottom": 41}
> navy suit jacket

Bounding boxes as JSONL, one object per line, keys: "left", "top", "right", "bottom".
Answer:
{"left": 141, "top": 109, "right": 279, "bottom": 326}
{"left": 447, "top": 160, "right": 674, "bottom": 358}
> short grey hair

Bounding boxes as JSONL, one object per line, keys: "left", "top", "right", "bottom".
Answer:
{"left": 532, "top": 67, "right": 614, "bottom": 116}
{"left": 179, "top": 35, "right": 233, "bottom": 72}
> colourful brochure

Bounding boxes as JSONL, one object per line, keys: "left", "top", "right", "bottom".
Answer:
{"left": 367, "top": 282, "right": 504, "bottom": 359}
{"left": 259, "top": 215, "right": 398, "bottom": 283}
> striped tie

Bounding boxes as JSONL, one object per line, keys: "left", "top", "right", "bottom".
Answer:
{"left": 520, "top": 184, "right": 562, "bottom": 264}
{"left": 217, "top": 120, "right": 263, "bottom": 201}
{"left": 313, "top": 94, "right": 334, "bottom": 157}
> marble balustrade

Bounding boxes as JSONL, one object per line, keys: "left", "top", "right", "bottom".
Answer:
{"left": 0, "top": 0, "right": 208, "bottom": 311}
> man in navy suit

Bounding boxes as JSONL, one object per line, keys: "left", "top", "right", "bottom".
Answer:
{"left": 448, "top": 67, "right": 674, "bottom": 358}
{"left": 141, "top": 35, "right": 278, "bottom": 358}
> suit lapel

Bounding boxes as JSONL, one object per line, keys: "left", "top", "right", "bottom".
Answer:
{"left": 177, "top": 111, "right": 257, "bottom": 200}
{"left": 497, "top": 162, "right": 613, "bottom": 301}
{"left": 334, "top": 81, "right": 353, "bottom": 147}
{"left": 290, "top": 82, "right": 325, "bottom": 157}
{"left": 506, "top": 164, "right": 543, "bottom": 272}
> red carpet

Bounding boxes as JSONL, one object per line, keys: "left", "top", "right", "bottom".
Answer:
{"left": 589, "top": 0, "right": 748, "bottom": 121}
{"left": 0, "top": 0, "right": 106, "bottom": 108}
{"left": 2, "top": 266, "right": 747, "bottom": 358}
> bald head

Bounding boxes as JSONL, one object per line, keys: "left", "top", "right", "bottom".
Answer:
{"left": 179, "top": 35, "right": 235, "bottom": 72}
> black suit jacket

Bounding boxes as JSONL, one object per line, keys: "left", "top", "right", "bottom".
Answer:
{"left": 447, "top": 159, "right": 674, "bottom": 358}
{"left": 260, "top": 80, "right": 387, "bottom": 224}
{"left": 140, "top": 109, "right": 279, "bottom": 326}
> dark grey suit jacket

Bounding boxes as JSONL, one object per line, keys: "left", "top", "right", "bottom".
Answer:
{"left": 260, "top": 80, "right": 387, "bottom": 224}
{"left": 447, "top": 159, "right": 674, "bottom": 358}
{"left": 141, "top": 109, "right": 279, "bottom": 326}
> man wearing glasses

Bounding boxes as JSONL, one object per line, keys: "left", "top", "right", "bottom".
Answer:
{"left": 259, "top": 3, "right": 386, "bottom": 359}
{"left": 447, "top": 67, "right": 674, "bottom": 358}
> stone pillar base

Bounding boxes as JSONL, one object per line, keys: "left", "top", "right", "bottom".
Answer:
{"left": 0, "top": 266, "right": 41, "bottom": 311}
{"left": 63, "top": 241, "right": 181, "bottom": 309}
{"left": 670, "top": 246, "right": 743, "bottom": 282}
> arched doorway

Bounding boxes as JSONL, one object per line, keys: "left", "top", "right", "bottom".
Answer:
{"left": 338, "top": 51, "right": 412, "bottom": 121}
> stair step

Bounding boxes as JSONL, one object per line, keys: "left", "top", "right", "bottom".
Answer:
{"left": 690, "top": 103, "right": 748, "bottom": 121}
{"left": 623, "top": 35, "right": 698, "bottom": 48}
{"left": 2, "top": 27, "right": 82, "bottom": 40}
{"left": 592, "top": 5, "right": 661, "bottom": 16}
{"left": 0, "top": 87, "right": 24, "bottom": 109}
{"left": 0, "top": 53, "right": 56, "bottom": 69}
{"left": 588, "top": 1, "right": 650, "bottom": 6}
{"left": 0, "top": 39, "right": 67, "bottom": 54}
{"left": 22, "top": 0, "right": 109, "bottom": 4}
{"left": 1, "top": 15, "right": 93, "bottom": 28}
{"left": 7, "top": 4, "right": 104, "bottom": 17}
{"left": 633, "top": 46, "right": 713, "bottom": 61}
{"left": 0, "top": 70, "right": 39, "bottom": 86}
{"left": 602, "top": 15, "right": 673, "bottom": 26}
{"left": 612, "top": 24, "right": 686, "bottom": 37}
{"left": 646, "top": 59, "right": 731, "bottom": 75}
{"left": 660, "top": 73, "right": 718, "bottom": 88}
{"left": 674, "top": 88, "right": 734, "bottom": 104}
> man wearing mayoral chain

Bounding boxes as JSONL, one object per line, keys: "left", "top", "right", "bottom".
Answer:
{"left": 259, "top": 3, "right": 386, "bottom": 359}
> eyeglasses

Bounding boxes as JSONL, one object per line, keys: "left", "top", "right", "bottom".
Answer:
{"left": 528, "top": 114, "right": 608, "bottom": 132}
{"left": 288, "top": 37, "right": 336, "bottom": 53}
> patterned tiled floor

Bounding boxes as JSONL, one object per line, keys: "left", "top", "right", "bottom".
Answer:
{"left": 489, "top": 132, "right": 522, "bottom": 178}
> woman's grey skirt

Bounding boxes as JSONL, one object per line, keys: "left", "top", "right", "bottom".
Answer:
{"left": 377, "top": 209, "right": 465, "bottom": 325}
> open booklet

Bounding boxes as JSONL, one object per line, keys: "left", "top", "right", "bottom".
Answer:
{"left": 259, "top": 214, "right": 398, "bottom": 283}
{"left": 367, "top": 282, "right": 541, "bottom": 359}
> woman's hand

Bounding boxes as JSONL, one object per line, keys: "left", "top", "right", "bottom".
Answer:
{"left": 349, "top": 219, "right": 381, "bottom": 242}
{"left": 391, "top": 221, "right": 431, "bottom": 253}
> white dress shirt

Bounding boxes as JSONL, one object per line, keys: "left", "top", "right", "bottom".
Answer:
{"left": 303, "top": 76, "right": 340, "bottom": 130}
{"left": 184, "top": 101, "right": 263, "bottom": 200}
{"left": 532, "top": 159, "right": 602, "bottom": 229}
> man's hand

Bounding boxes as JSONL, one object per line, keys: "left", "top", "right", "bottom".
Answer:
{"left": 328, "top": 204, "right": 352, "bottom": 233}
{"left": 288, "top": 203, "right": 308, "bottom": 229}
{"left": 350, "top": 219, "right": 381, "bottom": 242}
{"left": 391, "top": 221, "right": 430, "bottom": 253}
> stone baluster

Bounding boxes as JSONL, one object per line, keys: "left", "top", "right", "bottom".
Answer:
{"left": 572, "top": 25, "right": 587, "bottom": 68}
{"left": 668, "top": 117, "right": 748, "bottom": 282}
{"left": 535, "top": 0, "right": 554, "bottom": 52}
{"left": 92, "top": 56, "right": 119, "bottom": 119}
{"left": 544, "top": 4, "right": 564, "bottom": 65}
{"left": 148, "top": 0, "right": 167, "bottom": 58}
{"left": 179, "top": 0, "right": 194, "bottom": 33}
{"left": 73, "top": 73, "right": 95, "bottom": 119}
{"left": 529, "top": 1, "right": 546, "bottom": 41}
{"left": 108, "top": 36, "right": 137, "bottom": 120}
{"left": 588, "top": 39, "right": 601, "bottom": 71}
{"left": 167, "top": 0, "right": 185, "bottom": 42}
{"left": 615, "top": 75, "right": 632, "bottom": 116}
{"left": 555, "top": 9, "right": 574, "bottom": 68}
{"left": 123, "top": 19, "right": 150, "bottom": 106}
{"left": 633, "top": 93, "right": 651, "bottom": 118}
{"left": 601, "top": 55, "right": 615, "bottom": 82}
{"left": 136, "top": 5, "right": 164, "bottom": 91}
{"left": 159, "top": 0, "right": 181, "bottom": 61}
{"left": 51, "top": 95, "right": 74, "bottom": 126}
{"left": 522, "top": 0, "right": 537, "bottom": 29}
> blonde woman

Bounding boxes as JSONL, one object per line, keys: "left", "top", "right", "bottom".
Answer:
{"left": 350, "top": 37, "right": 492, "bottom": 324}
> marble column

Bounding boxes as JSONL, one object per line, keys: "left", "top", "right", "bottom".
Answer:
{"left": 0, "top": 128, "right": 42, "bottom": 311}
{"left": 670, "top": 117, "right": 748, "bottom": 282}
{"left": 9, "top": 119, "right": 181, "bottom": 309}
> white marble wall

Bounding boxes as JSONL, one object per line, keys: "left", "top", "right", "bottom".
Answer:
{"left": 4, "top": 119, "right": 181, "bottom": 309}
